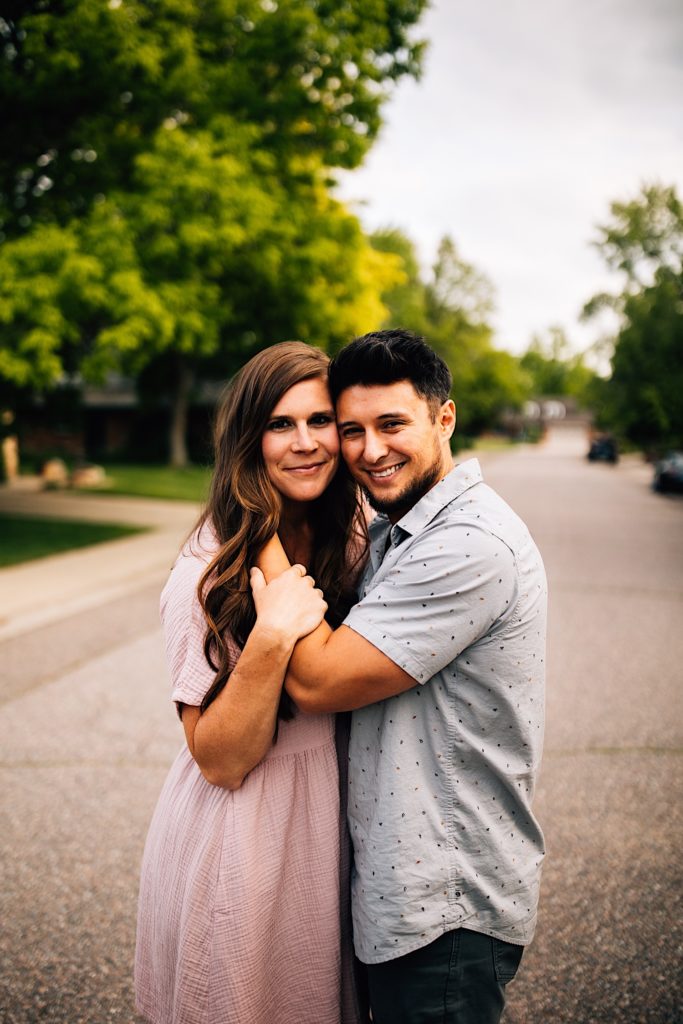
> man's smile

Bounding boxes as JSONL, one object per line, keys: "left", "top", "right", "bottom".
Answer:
{"left": 367, "top": 462, "right": 407, "bottom": 480}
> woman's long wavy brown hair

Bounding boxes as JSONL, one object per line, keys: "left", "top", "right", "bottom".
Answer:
{"left": 193, "top": 341, "right": 366, "bottom": 721}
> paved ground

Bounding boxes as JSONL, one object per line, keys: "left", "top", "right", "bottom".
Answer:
{"left": 484, "top": 430, "right": 683, "bottom": 1024}
{"left": 0, "top": 429, "right": 681, "bottom": 1023}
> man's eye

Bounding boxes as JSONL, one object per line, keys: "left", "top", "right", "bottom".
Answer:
{"left": 341, "top": 428, "right": 362, "bottom": 439}
{"left": 382, "top": 421, "right": 404, "bottom": 430}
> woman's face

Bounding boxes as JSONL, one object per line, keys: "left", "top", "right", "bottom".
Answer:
{"left": 261, "top": 376, "right": 340, "bottom": 504}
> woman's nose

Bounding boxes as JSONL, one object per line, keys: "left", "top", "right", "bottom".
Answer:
{"left": 292, "top": 425, "right": 317, "bottom": 452}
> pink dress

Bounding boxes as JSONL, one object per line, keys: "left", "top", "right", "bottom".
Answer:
{"left": 135, "top": 528, "right": 362, "bottom": 1024}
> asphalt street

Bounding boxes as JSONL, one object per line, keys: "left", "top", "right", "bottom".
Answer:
{"left": 0, "top": 426, "right": 681, "bottom": 1023}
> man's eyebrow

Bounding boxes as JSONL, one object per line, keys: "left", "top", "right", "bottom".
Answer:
{"left": 337, "top": 411, "right": 408, "bottom": 429}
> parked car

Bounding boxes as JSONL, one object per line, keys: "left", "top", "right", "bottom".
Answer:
{"left": 587, "top": 435, "right": 618, "bottom": 463}
{"left": 652, "top": 451, "right": 683, "bottom": 493}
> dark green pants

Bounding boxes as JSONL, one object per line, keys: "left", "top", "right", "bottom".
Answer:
{"left": 365, "top": 928, "right": 524, "bottom": 1024}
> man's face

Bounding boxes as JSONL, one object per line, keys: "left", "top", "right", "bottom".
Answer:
{"left": 336, "top": 380, "right": 455, "bottom": 521}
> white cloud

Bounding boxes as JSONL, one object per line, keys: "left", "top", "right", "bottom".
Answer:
{"left": 337, "top": 0, "right": 683, "bottom": 353}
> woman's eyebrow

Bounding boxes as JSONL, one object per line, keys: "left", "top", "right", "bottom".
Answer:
{"left": 269, "top": 407, "right": 335, "bottom": 419}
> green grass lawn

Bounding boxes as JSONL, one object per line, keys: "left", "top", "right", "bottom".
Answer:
{"left": 472, "top": 434, "right": 517, "bottom": 452}
{"left": 0, "top": 514, "right": 147, "bottom": 568}
{"left": 74, "top": 464, "right": 213, "bottom": 502}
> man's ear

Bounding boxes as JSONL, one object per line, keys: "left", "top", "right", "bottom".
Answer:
{"left": 440, "top": 399, "right": 456, "bottom": 440}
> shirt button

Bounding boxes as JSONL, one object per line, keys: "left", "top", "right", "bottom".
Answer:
{"left": 455, "top": 891, "right": 461, "bottom": 897}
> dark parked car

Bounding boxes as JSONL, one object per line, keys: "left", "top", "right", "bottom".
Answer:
{"left": 653, "top": 451, "right": 683, "bottom": 493}
{"left": 587, "top": 435, "right": 618, "bottom": 463}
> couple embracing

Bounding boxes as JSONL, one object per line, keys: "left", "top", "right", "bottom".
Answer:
{"left": 135, "top": 329, "right": 547, "bottom": 1024}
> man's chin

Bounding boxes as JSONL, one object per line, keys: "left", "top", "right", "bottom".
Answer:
{"left": 362, "top": 464, "right": 441, "bottom": 518}
{"left": 362, "top": 484, "right": 402, "bottom": 516}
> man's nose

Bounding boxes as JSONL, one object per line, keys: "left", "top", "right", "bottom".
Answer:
{"left": 362, "top": 431, "right": 389, "bottom": 463}
{"left": 292, "top": 425, "right": 317, "bottom": 452}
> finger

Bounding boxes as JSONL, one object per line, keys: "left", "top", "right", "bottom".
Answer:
{"left": 249, "top": 566, "right": 266, "bottom": 593}
{"left": 291, "top": 563, "right": 307, "bottom": 577}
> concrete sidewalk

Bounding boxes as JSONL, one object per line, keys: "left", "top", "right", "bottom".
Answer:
{"left": 0, "top": 483, "right": 199, "bottom": 642}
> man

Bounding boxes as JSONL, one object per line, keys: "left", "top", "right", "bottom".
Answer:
{"left": 257, "top": 329, "right": 546, "bottom": 1023}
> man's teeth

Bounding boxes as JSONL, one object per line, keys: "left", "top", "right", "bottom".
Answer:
{"left": 371, "top": 463, "right": 404, "bottom": 478}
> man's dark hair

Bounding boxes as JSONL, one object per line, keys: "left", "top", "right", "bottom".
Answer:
{"left": 328, "top": 329, "right": 452, "bottom": 410}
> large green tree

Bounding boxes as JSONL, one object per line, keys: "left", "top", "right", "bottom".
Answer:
{"left": 0, "top": 0, "right": 424, "bottom": 463}
{"left": 583, "top": 184, "right": 683, "bottom": 451}
{"left": 0, "top": 123, "right": 403, "bottom": 463}
{"left": 0, "top": 0, "right": 426, "bottom": 238}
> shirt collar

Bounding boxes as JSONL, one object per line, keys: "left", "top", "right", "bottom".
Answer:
{"left": 384, "top": 458, "right": 483, "bottom": 542}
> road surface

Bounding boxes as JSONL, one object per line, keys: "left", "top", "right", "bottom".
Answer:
{"left": 0, "top": 428, "right": 681, "bottom": 1022}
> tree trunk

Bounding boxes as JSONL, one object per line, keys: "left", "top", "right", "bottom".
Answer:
{"left": 169, "top": 358, "right": 193, "bottom": 467}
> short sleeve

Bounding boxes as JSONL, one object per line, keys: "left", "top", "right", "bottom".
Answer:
{"left": 160, "top": 541, "right": 240, "bottom": 707}
{"left": 343, "top": 521, "right": 517, "bottom": 683}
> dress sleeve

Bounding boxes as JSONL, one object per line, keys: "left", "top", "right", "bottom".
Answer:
{"left": 160, "top": 541, "right": 241, "bottom": 707}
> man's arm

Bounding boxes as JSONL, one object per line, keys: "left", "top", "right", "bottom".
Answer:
{"left": 257, "top": 521, "right": 518, "bottom": 714}
{"left": 255, "top": 536, "right": 416, "bottom": 712}
{"left": 287, "top": 622, "right": 416, "bottom": 712}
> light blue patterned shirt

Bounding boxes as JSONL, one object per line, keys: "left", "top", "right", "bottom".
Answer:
{"left": 344, "top": 459, "right": 547, "bottom": 964}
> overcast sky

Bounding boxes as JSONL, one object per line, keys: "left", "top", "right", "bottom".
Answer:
{"left": 337, "top": 0, "right": 683, "bottom": 357}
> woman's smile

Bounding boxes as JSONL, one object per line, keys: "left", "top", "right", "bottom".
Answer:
{"left": 284, "top": 460, "right": 329, "bottom": 473}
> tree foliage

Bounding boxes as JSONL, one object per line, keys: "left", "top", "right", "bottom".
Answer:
{"left": 0, "top": 0, "right": 426, "bottom": 237}
{"left": 0, "top": 125, "right": 404, "bottom": 460}
{"left": 602, "top": 268, "right": 683, "bottom": 450}
{"left": 590, "top": 183, "right": 682, "bottom": 288}
{"left": 584, "top": 183, "right": 683, "bottom": 451}
{"left": 520, "top": 327, "right": 596, "bottom": 405}
{"left": 371, "top": 230, "right": 529, "bottom": 441}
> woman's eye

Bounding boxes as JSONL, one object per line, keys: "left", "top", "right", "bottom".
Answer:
{"left": 310, "top": 414, "right": 334, "bottom": 426}
{"left": 267, "top": 419, "right": 291, "bottom": 431}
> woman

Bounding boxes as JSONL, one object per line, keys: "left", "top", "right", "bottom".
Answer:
{"left": 135, "top": 342, "right": 367, "bottom": 1024}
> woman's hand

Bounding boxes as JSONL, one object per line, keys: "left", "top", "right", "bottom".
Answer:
{"left": 250, "top": 564, "right": 327, "bottom": 644}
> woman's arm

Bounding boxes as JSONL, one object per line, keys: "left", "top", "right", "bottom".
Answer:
{"left": 182, "top": 564, "right": 326, "bottom": 790}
